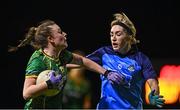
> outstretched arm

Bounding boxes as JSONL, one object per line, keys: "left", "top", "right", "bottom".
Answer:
{"left": 70, "top": 53, "right": 126, "bottom": 85}
{"left": 70, "top": 53, "right": 106, "bottom": 74}
{"left": 66, "top": 63, "right": 81, "bottom": 69}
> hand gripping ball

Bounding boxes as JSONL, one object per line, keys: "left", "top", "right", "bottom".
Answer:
{"left": 36, "top": 70, "right": 60, "bottom": 96}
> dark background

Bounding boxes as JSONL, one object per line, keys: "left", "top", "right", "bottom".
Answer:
{"left": 3, "top": 0, "right": 180, "bottom": 109}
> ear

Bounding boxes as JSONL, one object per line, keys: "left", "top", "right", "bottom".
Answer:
{"left": 47, "top": 36, "right": 54, "bottom": 43}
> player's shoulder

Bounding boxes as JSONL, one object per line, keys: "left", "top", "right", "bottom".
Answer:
{"left": 99, "top": 45, "right": 112, "bottom": 49}
{"left": 98, "top": 46, "right": 113, "bottom": 53}
{"left": 87, "top": 46, "right": 114, "bottom": 57}
{"left": 133, "top": 51, "right": 152, "bottom": 64}
{"left": 28, "top": 49, "right": 44, "bottom": 62}
{"left": 136, "top": 51, "right": 149, "bottom": 58}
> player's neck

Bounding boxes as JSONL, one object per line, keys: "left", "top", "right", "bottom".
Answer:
{"left": 43, "top": 48, "right": 61, "bottom": 59}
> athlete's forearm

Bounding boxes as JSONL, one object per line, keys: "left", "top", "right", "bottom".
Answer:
{"left": 81, "top": 56, "right": 106, "bottom": 74}
{"left": 71, "top": 53, "right": 106, "bottom": 74}
{"left": 147, "top": 78, "right": 160, "bottom": 95}
{"left": 23, "top": 78, "right": 48, "bottom": 100}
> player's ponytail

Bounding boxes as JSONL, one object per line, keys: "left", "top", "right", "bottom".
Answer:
{"left": 8, "top": 27, "right": 37, "bottom": 52}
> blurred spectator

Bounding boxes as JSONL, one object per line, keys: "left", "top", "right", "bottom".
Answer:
{"left": 63, "top": 50, "right": 92, "bottom": 109}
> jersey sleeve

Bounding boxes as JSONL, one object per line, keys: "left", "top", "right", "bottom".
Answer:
{"left": 25, "top": 57, "right": 46, "bottom": 78}
{"left": 60, "top": 50, "right": 73, "bottom": 65}
{"left": 140, "top": 52, "right": 157, "bottom": 80}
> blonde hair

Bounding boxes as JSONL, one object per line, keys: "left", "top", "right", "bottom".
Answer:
{"left": 111, "top": 12, "right": 140, "bottom": 44}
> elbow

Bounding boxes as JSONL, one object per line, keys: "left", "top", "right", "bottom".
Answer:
{"left": 23, "top": 91, "right": 31, "bottom": 100}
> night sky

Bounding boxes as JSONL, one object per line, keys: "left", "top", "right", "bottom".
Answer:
{"left": 3, "top": 0, "right": 180, "bottom": 108}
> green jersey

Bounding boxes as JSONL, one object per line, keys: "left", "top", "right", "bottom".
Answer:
{"left": 24, "top": 49, "right": 73, "bottom": 109}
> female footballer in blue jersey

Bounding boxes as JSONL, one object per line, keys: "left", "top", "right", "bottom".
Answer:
{"left": 86, "top": 12, "right": 165, "bottom": 109}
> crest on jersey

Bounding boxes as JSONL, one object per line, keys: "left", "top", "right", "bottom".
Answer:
{"left": 128, "top": 65, "right": 135, "bottom": 72}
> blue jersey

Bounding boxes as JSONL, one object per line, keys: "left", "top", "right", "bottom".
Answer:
{"left": 87, "top": 46, "right": 157, "bottom": 109}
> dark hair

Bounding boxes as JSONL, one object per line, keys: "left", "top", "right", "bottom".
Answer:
{"left": 8, "top": 19, "right": 56, "bottom": 52}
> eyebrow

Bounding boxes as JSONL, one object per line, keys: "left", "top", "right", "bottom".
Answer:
{"left": 110, "top": 30, "right": 123, "bottom": 34}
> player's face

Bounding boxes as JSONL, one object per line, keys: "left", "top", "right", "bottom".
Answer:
{"left": 110, "top": 25, "right": 131, "bottom": 53}
{"left": 49, "top": 24, "right": 68, "bottom": 49}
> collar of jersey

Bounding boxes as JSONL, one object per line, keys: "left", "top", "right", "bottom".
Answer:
{"left": 40, "top": 49, "right": 60, "bottom": 62}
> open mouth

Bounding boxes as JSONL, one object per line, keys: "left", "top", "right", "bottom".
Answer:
{"left": 112, "top": 43, "right": 118, "bottom": 47}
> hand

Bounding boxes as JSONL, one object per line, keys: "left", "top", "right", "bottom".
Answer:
{"left": 46, "top": 70, "right": 62, "bottom": 90}
{"left": 104, "top": 70, "right": 132, "bottom": 87}
{"left": 148, "top": 90, "right": 165, "bottom": 108}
